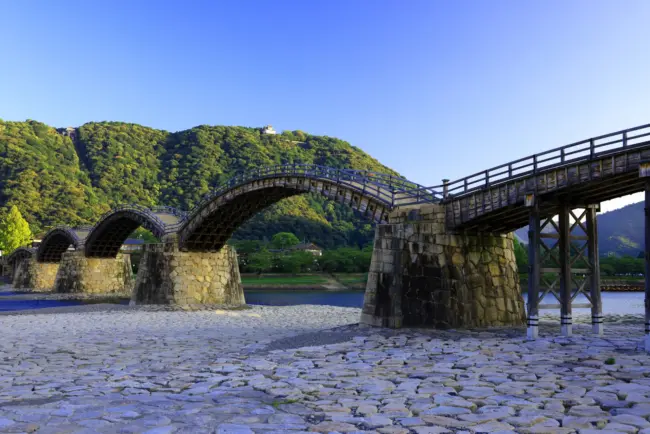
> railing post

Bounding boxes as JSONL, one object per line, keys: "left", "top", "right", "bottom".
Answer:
{"left": 623, "top": 131, "right": 628, "bottom": 148}
{"left": 508, "top": 164, "right": 512, "bottom": 178}
{"left": 485, "top": 170, "right": 489, "bottom": 187}
{"left": 442, "top": 179, "right": 449, "bottom": 199}
{"left": 533, "top": 155, "right": 537, "bottom": 174}
{"left": 561, "top": 149, "right": 565, "bottom": 163}
{"left": 590, "top": 139, "right": 595, "bottom": 159}
{"left": 464, "top": 178, "right": 468, "bottom": 192}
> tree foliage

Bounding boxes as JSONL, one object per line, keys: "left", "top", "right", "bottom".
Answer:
{"left": 0, "top": 120, "right": 397, "bottom": 247}
{"left": 0, "top": 205, "right": 32, "bottom": 253}
{"left": 271, "top": 232, "right": 300, "bottom": 249}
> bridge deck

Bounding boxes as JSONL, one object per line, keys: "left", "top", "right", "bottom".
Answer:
{"left": 154, "top": 212, "right": 183, "bottom": 226}
{"left": 439, "top": 124, "right": 650, "bottom": 233}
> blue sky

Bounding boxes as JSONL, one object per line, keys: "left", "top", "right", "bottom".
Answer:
{"left": 1, "top": 0, "right": 649, "bottom": 211}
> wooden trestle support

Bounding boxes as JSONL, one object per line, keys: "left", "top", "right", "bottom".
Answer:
{"left": 525, "top": 193, "right": 602, "bottom": 339}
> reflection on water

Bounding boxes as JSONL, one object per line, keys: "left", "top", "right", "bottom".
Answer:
{"left": 245, "top": 290, "right": 646, "bottom": 313}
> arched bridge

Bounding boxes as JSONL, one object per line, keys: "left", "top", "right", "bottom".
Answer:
{"left": 14, "top": 123, "right": 650, "bottom": 343}
{"left": 6, "top": 247, "right": 35, "bottom": 266}
{"left": 35, "top": 165, "right": 440, "bottom": 259}
{"left": 35, "top": 120, "right": 650, "bottom": 262}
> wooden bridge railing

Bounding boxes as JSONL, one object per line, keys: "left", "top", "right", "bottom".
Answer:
{"left": 432, "top": 123, "right": 650, "bottom": 200}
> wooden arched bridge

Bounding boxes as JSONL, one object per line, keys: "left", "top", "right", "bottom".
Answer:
{"left": 33, "top": 164, "right": 440, "bottom": 262}
{"left": 7, "top": 122, "right": 650, "bottom": 347}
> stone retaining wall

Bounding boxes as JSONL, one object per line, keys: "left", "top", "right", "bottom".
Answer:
{"left": 12, "top": 258, "right": 59, "bottom": 291}
{"left": 54, "top": 252, "right": 133, "bottom": 294}
{"left": 361, "top": 204, "right": 525, "bottom": 329}
{"left": 132, "top": 243, "right": 244, "bottom": 305}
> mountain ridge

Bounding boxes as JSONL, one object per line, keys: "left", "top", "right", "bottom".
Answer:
{"left": 0, "top": 120, "right": 400, "bottom": 248}
{"left": 514, "top": 201, "right": 646, "bottom": 256}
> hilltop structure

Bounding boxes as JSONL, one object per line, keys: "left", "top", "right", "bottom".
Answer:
{"left": 260, "top": 125, "right": 277, "bottom": 135}
{"left": 56, "top": 127, "right": 77, "bottom": 141}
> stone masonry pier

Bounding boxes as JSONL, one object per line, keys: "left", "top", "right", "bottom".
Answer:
{"left": 131, "top": 243, "right": 244, "bottom": 305}
{"left": 361, "top": 204, "right": 525, "bottom": 329}
{"left": 12, "top": 258, "right": 59, "bottom": 291}
{"left": 54, "top": 251, "right": 133, "bottom": 294}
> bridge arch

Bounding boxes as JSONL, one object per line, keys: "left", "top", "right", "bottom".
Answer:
{"left": 84, "top": 205, "right": 175, "bottom": 258}
{"left": 6, "top": 247, "right": 35, "bottom": 281}
{"left": 6, "top": 247, "right": 34, "bottom": 266}
{"left": 37, "top": 227, "right": 81, "bottom": 263}
{"left": 178, "top": 165, "right": 438, "bottom": 251}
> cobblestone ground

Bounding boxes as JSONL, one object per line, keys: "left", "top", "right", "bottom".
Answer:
{"left": 1, "top": 305, "right": 650, "bottom": 434}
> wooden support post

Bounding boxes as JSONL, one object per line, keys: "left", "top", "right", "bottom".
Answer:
{"left": 559, "top": 201, "right": 572, "bottom": 336}
{"left": 639, "top": 161, "right": 650, "bottom": 351}
{"left": 587, "top": 205, "right": 603, "bottom": 336}
{"left": 527, "top": 202, "right": 540, "bottom": 339}
{"left": 646, "top": 180, "right": 650, "bottom": 351}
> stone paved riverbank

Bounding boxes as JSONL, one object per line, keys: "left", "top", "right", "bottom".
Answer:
{"left": 1, "top": 304, "right": 650, "bottom": 433}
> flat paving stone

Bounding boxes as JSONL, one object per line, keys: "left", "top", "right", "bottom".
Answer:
{"left": 1, "top": 292, "right": 650, "bottom": 433}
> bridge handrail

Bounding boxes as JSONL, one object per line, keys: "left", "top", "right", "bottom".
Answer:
{"left": 78, "top": 165, "right": 442, "bottom": 237}
{"left": 185, "top": 164, "right": 442, "bottom": 222}
{"left": 150, "top": 206, "right": 188, "bottom": 219}
{"left": 5, "top": 246, "right": 35, "bottom": 263}
{"left": 87, "top": 204, "right": 170, "bottom": 238}
{"left": 40, "top": 225, "right": 84, "bottom": 245}
{"left": 434, "top": 122, "right": 650, "bottom": 199}
{"left": 72, "top": 225, "right": 93, "bottom": 232}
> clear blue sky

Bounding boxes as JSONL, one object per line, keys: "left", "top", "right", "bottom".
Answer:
{"left": 1, "top": 0, "right": 649, "bottom": 211}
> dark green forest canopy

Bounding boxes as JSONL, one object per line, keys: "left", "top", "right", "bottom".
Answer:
{"left": 0, "top": 120, "right": 398, "bottom": 247}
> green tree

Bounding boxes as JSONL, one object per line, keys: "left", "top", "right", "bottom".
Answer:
{"left": 233, "top": 239, "right": 263, "bottom": 255}
{"left": 247, "top": 251, "right": 273, "bottom": 274}
{"left": 271, "top": 232, "right": 300, "bottom": 250}
{"left": 513, "top": 238, "right": 528, "bottom": 271}
{"left": 277, "top": 251, "right": 315, "bottom": 274}
{"left": 0, "top": 205, "right": 32, "bottom": 253}
{"left": 130, "top": 228, "right": 159, "bottom": 243}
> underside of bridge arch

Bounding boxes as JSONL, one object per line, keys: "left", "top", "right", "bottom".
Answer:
{"left": 37, "top": 231, "right": 77, "bottom": 263}
{"left": 7, "top": 249, "right": 32, "bottom": 267}
{"left": 182, "top": 187, "right": 299, "bottom": 251}
{"left": 179, "top": 182, "right": 391, "bottom": 251}
{"left": 85, "top": 212, "right": 164, "bottom": 258}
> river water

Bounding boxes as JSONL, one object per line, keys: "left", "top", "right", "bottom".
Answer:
{"left": 0, "top": 289, "right": 646, "bottom": 314}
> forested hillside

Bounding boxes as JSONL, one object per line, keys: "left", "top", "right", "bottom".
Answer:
{"left": 0, "top": 120, "right": 398, "bottom": 248}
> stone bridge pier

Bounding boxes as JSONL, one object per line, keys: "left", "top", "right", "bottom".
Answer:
{"left": 54, "top": 252, "right": 133, "bottom": 294}
{"left": 361, "top": 204, "right": 526, "bottom": 329}
{"left": 131, "top": 238, "right": 244, "bottom": 305}
{"left": 13, "top": 258, "right": 59, "bottom": 291}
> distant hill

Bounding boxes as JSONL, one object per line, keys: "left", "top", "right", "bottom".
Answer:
{"left": 0, "top": 120, "right": 399, "bottom": 248}
{"left": 514, "top": 201, "right": 645, "bottom": 257}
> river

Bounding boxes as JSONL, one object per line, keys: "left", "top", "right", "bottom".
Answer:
{"left": 0, "top": 289, "right": 647, "bottom": 314}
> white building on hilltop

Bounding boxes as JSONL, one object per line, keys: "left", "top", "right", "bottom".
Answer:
{"left": 261, "top": 125, "right": 277, "bottom": 135}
